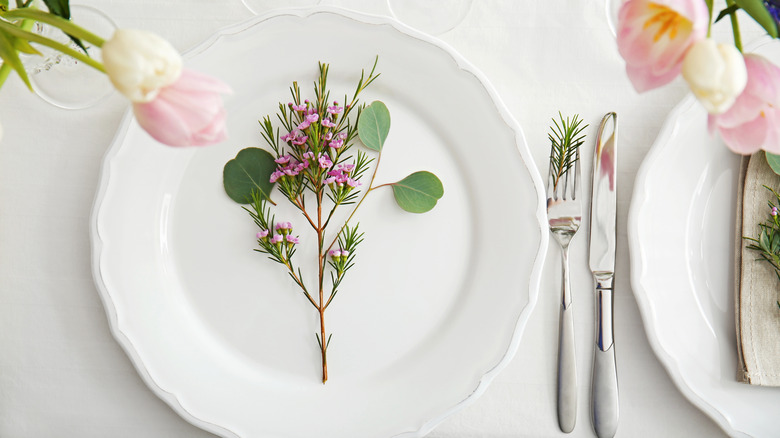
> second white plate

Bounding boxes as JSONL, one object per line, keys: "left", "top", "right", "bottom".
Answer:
{"left": 629, "top": 39, "right": 780, "bottom": 438}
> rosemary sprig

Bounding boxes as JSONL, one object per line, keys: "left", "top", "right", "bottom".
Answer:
{"left": 548, "top": 112, "right": 587, "bottom": 192}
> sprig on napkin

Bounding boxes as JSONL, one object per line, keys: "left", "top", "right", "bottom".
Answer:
{"left": 744, "top": 184, "right": 780, "bottom": 307}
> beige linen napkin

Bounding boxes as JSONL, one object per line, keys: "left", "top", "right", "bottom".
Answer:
{"left": 736, "top": 152, "right": 780, "bottom": 386}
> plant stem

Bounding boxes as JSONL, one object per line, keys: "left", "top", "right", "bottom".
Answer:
{"left": 325, "top": 153, "right": 382, "bottom": 253}
{"left": 1, "top": 8, "right": 106, "bottom": 47}
{"left": 316, "top": 186, "right": 328, "bottom": 383}
{"left": 725, "top": 0, "right": 743, "bottom": 52}
{"left": 0, "top": 19, "right": 105, "bottom": 72}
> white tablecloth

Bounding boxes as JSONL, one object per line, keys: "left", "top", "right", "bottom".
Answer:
{"left": 0, "top": 0, "right": 758, "bottom": 436}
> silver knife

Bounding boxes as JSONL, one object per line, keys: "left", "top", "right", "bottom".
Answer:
{"left": 588, "top": 112, "right": 619, "bottom": 438}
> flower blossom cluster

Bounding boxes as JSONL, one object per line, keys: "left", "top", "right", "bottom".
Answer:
{"left": 268, "top": 99, "right": 365, "bottom": 197}
{"left": 616, "top": 0, "right": 780, "bottom": 154}
{"left": 325, "top": 163, "right": 362, "bottom": 189}
{"left": 256, "top": 222, "right": 299, "bottom": 253}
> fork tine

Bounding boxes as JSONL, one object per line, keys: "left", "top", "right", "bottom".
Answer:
{"left": 572, "top": 146, "right": 581, "bottom": 201}
{"left": 547, "top": 158, "right": 556, "bottom": 200}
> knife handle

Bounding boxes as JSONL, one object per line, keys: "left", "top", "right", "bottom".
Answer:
{"left": 592, "top": 288, "right": 618, "bottom": 438}
{"left": 557, "top": 301, "right": 577, "bottom": 433}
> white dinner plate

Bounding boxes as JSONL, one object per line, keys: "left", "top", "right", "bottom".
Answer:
{"left": 628, "top": 38, "right": 780, "bottom": 438}
{"left": 90, "top": 8, "right": 547, "bottom": 438}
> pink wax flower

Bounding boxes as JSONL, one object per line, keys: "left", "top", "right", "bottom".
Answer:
{"left": 276, "top": 222, "right": 292, "bottom": 231}
{"left": 773, "top": 206, "right": 779, "bottom": 217}
{"left": 270, "top": 234, "right": 284, "bottom": 244}
{"left": 341, "top": 250, "right": 350, "bottom": 257}
{"left": 275, "top": 155, "right": 292, "bottom": 165}
{"left": 270, "top": 170, "right": 284, "bottom": 183}
{"left": 708, "top": 54, "right": 780, "bottom": 155}
{"left": 281, "top": 131, "right": 296, "bottom": 143}
{"left": 327, "top": 103, "right": 343, "bottom": 115}
{"left": 318, "top": 154, "right": 333, "bottom": 168}
{"left": 328, "top": 138, "right": 344, "bottom": 149}
{"left": 323, "top": 132, "right": 333, "bottom": 141}
{"left": 306, "top": 113, "right": 319, "bottom": 123}
{"left": 329, "top": 249, "right": 342, "bottom": 258}
{"left": 292, "top": 103, "right": 307, "bottom": 112}
{"left": 346, "top": 178, "right": 361, "bottom": 188}
{"left": 616, "top": 0, "right": 708, "bottom": 92}
{"left": 302, "top": 151, "right": 315, "bottom": 160}
{"left": 324, "top": 176, "right": 337, "bottom": 185}
{"left": 292, "top": 135, "right": 308, "bottom": 146}
{"left": 297, "top": 120, "right": 311, "bottom": 130}
{"left": 133, "top": 69, "right": 232, "bottom": 146}
{"left": 338, "top": 163, "right": 355, "bottom": 174}
{"left": 256, "top": 229, "right": 269, "bottom": 239}
{"left": 285, "top": 235, "right": 300, "bottom": 245}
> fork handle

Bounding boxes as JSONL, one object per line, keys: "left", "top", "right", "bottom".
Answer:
{"left": 557, "top": 247, "right": 577, "bottom": 433}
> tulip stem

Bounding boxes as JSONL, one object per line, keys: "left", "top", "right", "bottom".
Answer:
{"left": 0, "top": 8, "right": 106, "bottom": 47}
{"left": 0, "top": 19, "right": 105, "bottom": 72}
{"left": 725, "top": 0, "right": 743, "bottom": 52}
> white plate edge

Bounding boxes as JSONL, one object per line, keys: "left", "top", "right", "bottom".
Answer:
{"left": 626, "top": 94, "right": 749, "bottom": 438}
{"left": 89, "top": 6, "right": 550, "bottom": 438}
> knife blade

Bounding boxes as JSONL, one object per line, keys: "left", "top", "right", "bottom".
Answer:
{"left": 588, "top": 112, "right": 619, "bottom": 438}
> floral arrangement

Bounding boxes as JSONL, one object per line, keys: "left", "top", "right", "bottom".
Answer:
{"left": 616, "top": 0, "right": 780, "bottom": 173}
{"left": 0, "top": 0, "right": 230, "bottom": 146}
{"left": 222, "top": 60, "right": 443, "bottom": 383}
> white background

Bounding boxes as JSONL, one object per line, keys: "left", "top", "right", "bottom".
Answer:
{"left": 0, "top": 0, "right": 765, "bottom": 436}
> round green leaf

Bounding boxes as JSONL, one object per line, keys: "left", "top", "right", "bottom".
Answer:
{"left": 223, "top": 147, "right": 277, "bottom": 204}
{"left": 391, "top": 171, "right": 444, "bottom": 213}
{"left": 358, "top": 101, "right": 391, "bottom": 151}
{"left": 767, "top": 152, "right": 780, "bottom": 176}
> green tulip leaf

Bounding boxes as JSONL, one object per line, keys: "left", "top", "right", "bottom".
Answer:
{"left": 41, "top": 0, "right": 70, "bottom": 19}
{"left": 358, "top": 101, "right": 390, "bottom": 151}
{"left": 223, "top": 147, "right": 277, "bottom": 204}
{"left": 0, "top": 28, "right": 31, "bottom": 90}
{"left": 734, "top": 0, "right": 778, "bottom": 38}
{"left": 766, "top": 152, "right": 780, "bottom": 176}
{"left": 391, "top": 171, "right": 444, "bottom": 213}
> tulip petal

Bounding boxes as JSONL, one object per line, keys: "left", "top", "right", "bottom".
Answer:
{"left": 133, "top": 69, "right": 231, "bottom": 147}
{"left": 717, "top": 114, "right": 768, "bottom": 155}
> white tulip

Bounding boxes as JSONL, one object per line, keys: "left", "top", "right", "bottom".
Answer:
{"left": 682, "top": 39, "right": 747, "bottom": 114}
{"left": 102, "top": 29, "right": 182, "bottom": 103}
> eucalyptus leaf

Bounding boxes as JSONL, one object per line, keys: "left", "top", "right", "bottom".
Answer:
{"left": 766, "top": 152, "right": 780, "bottom": 175}
{"left": 734, "top": 0, "right": 778, "bottom": 38}
{"left": 357, "top": 101, "right": 390, "bottom": 151}
{"left": 390, "top": 171, "right": 444, "bottom": 213}
{"left": 223, "top": 147, "right": 277, "bottom": 204}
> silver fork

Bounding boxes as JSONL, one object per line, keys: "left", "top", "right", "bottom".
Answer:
{"left": 547, "top": 145, "right": 582, "bottom": 434}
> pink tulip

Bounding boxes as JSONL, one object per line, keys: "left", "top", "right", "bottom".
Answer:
{"left": 133, "top": 69, "right": 232, "bottom": 147}
{"left": 617, "top": 0, "right": 708, "bottom": 92}
{"left": 708, "top": 54, "right": 780, "bottom": 155}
